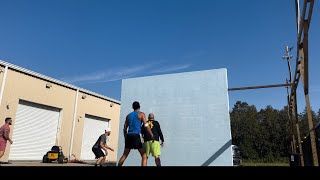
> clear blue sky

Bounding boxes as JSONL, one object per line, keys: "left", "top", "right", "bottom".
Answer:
{"left": 0, "top": 0, "right": 319, "bottom": 112}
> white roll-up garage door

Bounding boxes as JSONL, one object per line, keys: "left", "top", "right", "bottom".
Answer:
{"left": 80, "top": 115, "right": 109, "bottom": 160}
{"left": 9, "top": 100, "right": 61, "bottom": 160}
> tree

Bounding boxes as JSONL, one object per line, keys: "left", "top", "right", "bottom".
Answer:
{"left": 230, "top": 101, "right": 259, "bottom": 160}
{"left": 277, "top": 106, "right": 290, "bottom": 157}
{"left": 317, "top": 109, "right": 320, "bottom": 125}
{"left": 298, "top": 107, "right": 317, "bottom": 138}
{"left": 230, "top": 102, "right": 290, "bottom": 162}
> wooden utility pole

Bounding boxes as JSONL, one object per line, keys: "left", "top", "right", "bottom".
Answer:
{"left": 291, "top": 0, "right": 318, "bottom": 166}
{"left": 292, "top": 94, "right": 304, "bottom": 166}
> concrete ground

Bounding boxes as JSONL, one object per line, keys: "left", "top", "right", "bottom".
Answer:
{"left": 0, "top": 161, "right": 117, "bottom": 166}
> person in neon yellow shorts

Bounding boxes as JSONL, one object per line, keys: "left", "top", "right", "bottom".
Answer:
{"left": 141, "top": 113, "right": 164, "bottom": 166}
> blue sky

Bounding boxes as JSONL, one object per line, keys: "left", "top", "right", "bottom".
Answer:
{"left": 0, "top": 0, "right": 319, "bottom": 112}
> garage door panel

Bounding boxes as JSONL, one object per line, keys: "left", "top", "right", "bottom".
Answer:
{"left": 9, "top": 101, "right": 61, "bottom": 161}
{"left": 13, "top": 121, "right": 57, "bottom": 135}
{"left": 13, "top": 121, "right": 57, "bottom": 136}
{"left": 11, "top": 144, "right": 53, "bottom": 152}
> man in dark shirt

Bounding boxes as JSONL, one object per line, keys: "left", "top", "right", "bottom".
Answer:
{"left": 92, "top": 128, "right": 114, "bottom": 167}
{"left": 142, "top": 113, "right": 164, "bottom": 166}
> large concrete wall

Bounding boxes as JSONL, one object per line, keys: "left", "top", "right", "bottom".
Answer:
{"left": 118, "top": 68, "right": 232, "bottom": 166}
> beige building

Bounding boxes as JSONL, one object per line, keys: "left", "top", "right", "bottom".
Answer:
{"left": 0, "top": 60, "right": 121, "bottom": 163}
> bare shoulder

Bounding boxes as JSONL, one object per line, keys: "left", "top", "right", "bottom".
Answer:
{"left": 138, "top": 111, "right": 146, "bottom": 119}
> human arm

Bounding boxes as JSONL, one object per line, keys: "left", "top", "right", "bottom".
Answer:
{"left": 100, "top": 141, "right": 108, "bottom": 151}
{"left": 123, "top": 115, "right": 129, "bottom": 140}
{"left": 100, "top": 135, "right": 113, "bottom": 152}
{"left": 104, "top": 144, "right": 114, "bottom": 152}
{"left": 139, "top": 112, "right": 154, "bottom": 140}
{"left": 4, "top": 129, "right": 12, "bottom": 144}
{"left": 156, "top": 121, "right": 164, "bottom": 147}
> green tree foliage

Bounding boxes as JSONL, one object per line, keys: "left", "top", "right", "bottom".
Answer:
{"left": 298, "top": 107, "right": 318, "bottom": 138}
{"left": 230, "top": 101, "right": 259, "bottom": 160}
{"left": 230, "top": 101, "right": 294, "bottom": 162}
{"left": 317, "top": 109, "right": 320, "bottom": 124}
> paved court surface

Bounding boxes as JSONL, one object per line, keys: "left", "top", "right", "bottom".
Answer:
{"left": 0, "top": 161, "right": 116, "bottom": 166}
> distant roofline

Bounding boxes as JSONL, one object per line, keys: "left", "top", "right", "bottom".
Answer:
{"left": 0, "top": 60, "right": 121, "bottom": 105}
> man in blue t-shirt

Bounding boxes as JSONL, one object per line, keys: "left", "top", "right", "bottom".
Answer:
{"left": 118, "top": 101, "right": 154, "bottom": 166}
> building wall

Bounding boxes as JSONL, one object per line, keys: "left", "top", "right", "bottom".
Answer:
{"left": 73, "top": 92, "right": 121, "bottom": 162}
{"left": 0, "top": 65, "right": 5, "bottom": 102}
{"left": 119, "top": 69, "right": 232, "bottom": 166}
{"left": 0, "top": 67, "right": 120, "bottom": 162}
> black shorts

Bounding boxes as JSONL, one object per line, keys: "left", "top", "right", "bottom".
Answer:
{"left": 125, "top": 134, "right": 142, "bottom": 149}
{"left": 92, "top": 147, "right": 105, "bottom": 159}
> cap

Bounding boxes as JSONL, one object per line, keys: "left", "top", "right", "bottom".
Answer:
{"left": 105, "top": 127, "right": 111, "bottom": 132}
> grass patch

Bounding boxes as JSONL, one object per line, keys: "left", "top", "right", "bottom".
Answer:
{"left": 240, "top": 162, "right": 289, "bottom": 166}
